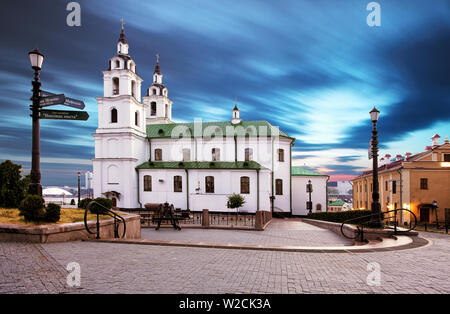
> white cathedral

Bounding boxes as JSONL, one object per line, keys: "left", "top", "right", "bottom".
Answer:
{"left": 92, "top": 25, "right": 327, "bottom": 215}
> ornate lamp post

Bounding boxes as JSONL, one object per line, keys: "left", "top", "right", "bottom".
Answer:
{"left": 28, "top": 49, "right": 45, "bottom": 196}
{"left": 78, "top": 171, "right": 81, "bottom": 207}
{"left": 369, "top": 107, "right": 383, "bottom": 228}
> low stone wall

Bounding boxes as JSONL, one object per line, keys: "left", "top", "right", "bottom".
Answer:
{"left": 0, "top": 213, "right": 141, "bottom": 243}
{"left": 302, "top": 218, "right": 418, "bottom": 241}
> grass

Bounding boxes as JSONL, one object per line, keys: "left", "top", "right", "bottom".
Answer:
{"left": 0, "top": 208, "right": 111, "bottom": 225}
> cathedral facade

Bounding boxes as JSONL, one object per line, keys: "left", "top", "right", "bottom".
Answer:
{"left": 93, "top": 26, "right": 295, "bottom": 213}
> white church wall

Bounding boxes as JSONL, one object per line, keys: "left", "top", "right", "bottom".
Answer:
{"left": 292, "top": 176, "right": 328, "bottom": 216}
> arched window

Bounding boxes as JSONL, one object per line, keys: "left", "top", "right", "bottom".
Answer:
{"left": 275, "top": 179, "right": 283, "bottom": 195}
{"left": 205, "top": 176, "right": 214, "bottom": 193}
{"left": 111, "top": 108, "right": 118, "bottom": 123}
{"left": 151, "top": 102, "right": 157, "bottom": 116}
{"left": 212, "top": 148, "right": 220, "bottom": 161}
{"left": 115, "top": 60, "right": 120, "bottom": 68}
{"left": 278, "top": 149, "right": 284, "bottom": 162}
{"left": 245, "top": 148, "right": 253, "bottom": 161}
{"left": 174, "top": 176, "right": 182, "bottom": 192}
{"left": 155, "top": 149, "right": 162, "bottom": 161}
{"left": 316, "top": 204, "right": 322, "bottom": 211}
{"left": 240, "top": 176, "right": 250, "bottom": 194}
{"left": 153, "top": 88, "right": 157, "bottom": 95}
{"left": 165, "top": 104, "right": 168, "bottom": 118}
{"left": 135, "top": 111, "right": 139, "bottom": 126}
{"left": 112, "top": 77, "right": 119, "bottom": 95}
{"left": 143, "top": 175, "right": 152, "bottom": 192}
{"left": 107, "top": 165, "right": 119, "bottom": 184}
{"left": 131, "top": 81, "right": 136, "bottom": 98}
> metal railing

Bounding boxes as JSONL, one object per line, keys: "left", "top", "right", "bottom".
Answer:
{"left": 84, "top": 201, "right": 126, "bottom": 239}
{"left": 340, "top": 208, "right": 417, "bottom": 242}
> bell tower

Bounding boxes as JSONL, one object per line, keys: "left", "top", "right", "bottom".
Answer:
{"left": 143, "top": 54, "right": 173, "bottom": 124}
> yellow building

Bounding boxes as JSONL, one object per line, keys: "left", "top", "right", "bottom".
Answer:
{"left": 353, "top": 134, "right": 450, "bottom": 225}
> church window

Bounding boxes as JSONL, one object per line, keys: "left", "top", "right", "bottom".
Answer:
{"left": 183, "top": 148, "right": 190, "bottom": 161}
{"left": 151, "top": 102, "right": 157, "bottom": 116}
{"left": 153, "top": 88, "right": 157, "bottom": 95}
{"left": 212, "top": 148, "right": 220, "bottom": 161}
{"left": 155, "top": 149, "right": 162, "bottom": 161}
{"left": 245, "top": 148, "right": 253, "bottom": 161}
{"left": 316, "top": 204, "right": 322, "bottom": 211}
{"left": 174, "top": 176, "right": 182, "bottom": 192}
{"left": 275, "top": 179, "right": 283, "bottom": 195}
{"left": 115, "top": 60, "right": 120, "bottom": 68}
{"left": 278, "top": 149, "right": 284, "bottom": 162}
{"left": 143, "top": 175, "right": 152, "bottom": 192}
{"left": 165, "top": 104, "right": 168, "bottom": 118}
{"left": 205, "top": 176, "right": 214, "bottom": 193}
{"left": 111, "top": 108, "right": 118, "bottom": 123}
{"left": 135, "top": 111, "right": 139, "bottom": 126}
{"left": 131, "top": 81, "right": 136, "bottom": 98}
{"left": 112, "top": 77, "right": 119, "bottom": 95}
{"left": 240, "top": 176, "right": 250, "bottom": 194}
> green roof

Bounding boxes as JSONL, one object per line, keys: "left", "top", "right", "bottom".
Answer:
{"left": 146, "top": 121, "right": 292, "bottom": 139}
{"left": 329, "top": 199, "right": 346, "bottom": 206}
{"left": 291, "top": 166, "right": 328, "bottom": 177}
{"left": 136, "top": 161, "right": 269, "bottom": 170}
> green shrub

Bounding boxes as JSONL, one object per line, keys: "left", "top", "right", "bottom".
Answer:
{"left": 227, "top": 193, "right": 245, "bottom": 209}
{"left": 89, "top": 197, "right": 112, "bottom": 214}
{"left": 78, "top": 198, "right": 93, "bottom": 209}
{"left": 45, "top": 203, "right": 61, "bottom": 223}
{"left": 307, "top": 210, "right": 372, "bottom": 224}
{"left": 18, "top": 195, "right": 45, "bottom": 222}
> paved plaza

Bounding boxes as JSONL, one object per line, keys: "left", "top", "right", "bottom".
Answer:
{"left": 1, "top": 219, "right": 449, "bottom": 294}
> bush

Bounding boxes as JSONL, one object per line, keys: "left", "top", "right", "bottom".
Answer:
{"left": 78, "top": 198, "right": 93, "bottom": 209}
{"left": 227, "top": 193, "right": 245, "bottom": 209}
{"left": 70, "top": 199, "right": 75, "bottom": 205}
{"left": 307, "top": 210, "right": 372, "bottom": 224}
{"left": 89, "top": 197, "right": 112, "bottom": 214}
{"left": 18, "top": 195, "right": 45, "bottom": 222}
{"left": 45, "top": 203, "right": 61, "bottom": 223}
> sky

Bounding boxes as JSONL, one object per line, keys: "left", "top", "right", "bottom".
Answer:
{"left": 0, "top": 0, "right": 449, "bottom": 186}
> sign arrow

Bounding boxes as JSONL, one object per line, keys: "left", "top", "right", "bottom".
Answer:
{"left": 39, "top": 94, "right": 65, "bottom": 107}
{"left": 39, "top": 109, "right": 89, "bottom": 121}
{"left": 41, "top": 91, "right": 85, "bottom": 110}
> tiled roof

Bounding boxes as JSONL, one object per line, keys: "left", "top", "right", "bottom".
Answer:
{"left": 136, "top": 161, "right": 269, "bottom": 170}
{"left": 329, "top": 199, "right": 345, "bottom": 206}
{"left": 146, "top": 121, "right": 292, "bottom": 139}
{"left": 291, "top": 166, "right": 327, "bottom": 176}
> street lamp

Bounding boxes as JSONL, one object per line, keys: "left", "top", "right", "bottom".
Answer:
{"left": 306, "top": 180, "right": 313, "bottom": 214}
{"left": 432, "top": 200, "right": 438, "bottom": 227}
{"left": 369, "top": 107, "right": 383, "bottom": 228}
{"left": 78, "top": 171, "right": 81, "bottom": 207}
{"left": 28, "top": 49, "right": 45, "bottom": 196}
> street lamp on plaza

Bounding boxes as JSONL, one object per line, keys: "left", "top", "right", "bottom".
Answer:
{"left": 28, "top": 49, "right": 45, "bottom": 196}
{"left": 369, "top": 107, "right": 383, "bottom": 228}
{"left": 306, "top": 180, "right": 313, "bottom": 214}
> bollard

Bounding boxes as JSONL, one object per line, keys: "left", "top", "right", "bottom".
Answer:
{"left": 424, "top": 223, "right": 427, "bottom": 231}
{"left": 446, "top": 223, "right": 448, "bottom": 234}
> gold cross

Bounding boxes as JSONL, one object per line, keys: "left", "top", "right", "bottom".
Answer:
{"left": 121, "top": 18, "right": 125, "bottom": 30}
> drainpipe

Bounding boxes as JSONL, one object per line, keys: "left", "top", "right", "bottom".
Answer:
{"left": 271, "top": 137, "right": 274, "bottom": 212}
{"left": 135, "top": 169, "right": 143, "bottom": 209}
{"left": 234, "top": 135, "right": 237, "bottom": 162}
{"left": 148, "top": 138, "right": 152, "bottom": 162}
{"left": 326, "top": 175, "right": 330, "bottom": 212}
{"left": 256, "top": 169, "right": 260, "bottom": 211}
{"left": 397, "top": 169, "right": 403, "bottom": 223}
{"left": 185, "top": 168, "right": 190, "bottom": 210}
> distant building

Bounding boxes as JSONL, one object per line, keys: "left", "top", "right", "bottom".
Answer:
{"left": 291, "top": 167, "right": 329, "bottom": 216}
{"left": 328, "top": 199, "right": 351, "bottom": 212}
{"left": 85, "top": 171, "right": 93, "bottom": 189}
{"left": 353, "top": 134, "right": 450, "bottom": 225}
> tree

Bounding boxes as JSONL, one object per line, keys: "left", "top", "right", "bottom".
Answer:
{"left": 0, "top": 160, "right": 29, "bottom": 208}
{"left": 227, "top": 193, "right": 245, "bottom": 218}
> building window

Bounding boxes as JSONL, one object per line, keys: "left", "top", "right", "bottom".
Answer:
{"left": 182, "top": 148, "right": 190, "bottom": 161}
{"left": 174, "top": 176, "right": 182, "bottom": 192}
{"left": 316, "top": 204, "right": 322, "bottom": 211}
{"left": 245, "top": 148, "right": 253, "bottom": 161}
{"left": 165, "top": 104, "right": 169, "bottom": 118}
{"left": 135, "top": 111, "right": 139, "bottom": 126}
{"left": 240, "top": 176, "right": 250, "bottom": 194}
{"left": 205, "top": 176, "right": 214, "bottom": 193}
{"left": 392, "top": 181, "right": 397, "bottom": 194}
{"left": 370, "top": 183, "right": 373, "bottom": 192}
{"left": 115, "top": 60, "right": 120, "bottom": 68}
{"left": 131, "top": 81, "right": 136, "bottom": 98}
{"left": 385, "top": 180, "right": 388, "bottom": 191}
{"left": 275, "top": 179, "right": 283, "bottom": 195}
{"left": 111, "top": 108, "right": 118, "bottom": 123}
{"left": 153, "top": 88, "right": 157, "bottom": 95}
{"left": 212, "top": 148, "right": 220, "bottom": 161}
{"left": 143, "top": 175, "right": 152, "bottom": 192}
{"left": 155, "top": 149, "right": 162, "bottom": 161}
{"left": 278, "top": 149, "right": 284, "bottom": 162}
{"left": 420, "top": 178, "right": 428, "bottom": 190}
{"left": 112, "top": 77, "right": 119, "bottom": 95}
{"left": 151, "top": 102, "right": 157, "bottom": 116}
{"left": 444, "top": 154, "right": 450, "bottom": 162}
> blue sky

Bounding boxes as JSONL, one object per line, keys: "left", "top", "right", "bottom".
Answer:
{"left": 0, "top": 0, "right": 449, "bottom": 186}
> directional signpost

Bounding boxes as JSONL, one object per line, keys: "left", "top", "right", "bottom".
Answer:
{"left": 41, "top": 90, "right": 85, "bottom": 110}
{"left": 39, "top": 94, "right": 65, "bottom": 107}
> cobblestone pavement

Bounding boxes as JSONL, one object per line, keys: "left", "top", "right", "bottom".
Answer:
{"left": 1, "top": 231, "right": 449, "bottom": 294}
{"left": 141, "top": 219, "right": 353, "bottom": 247}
